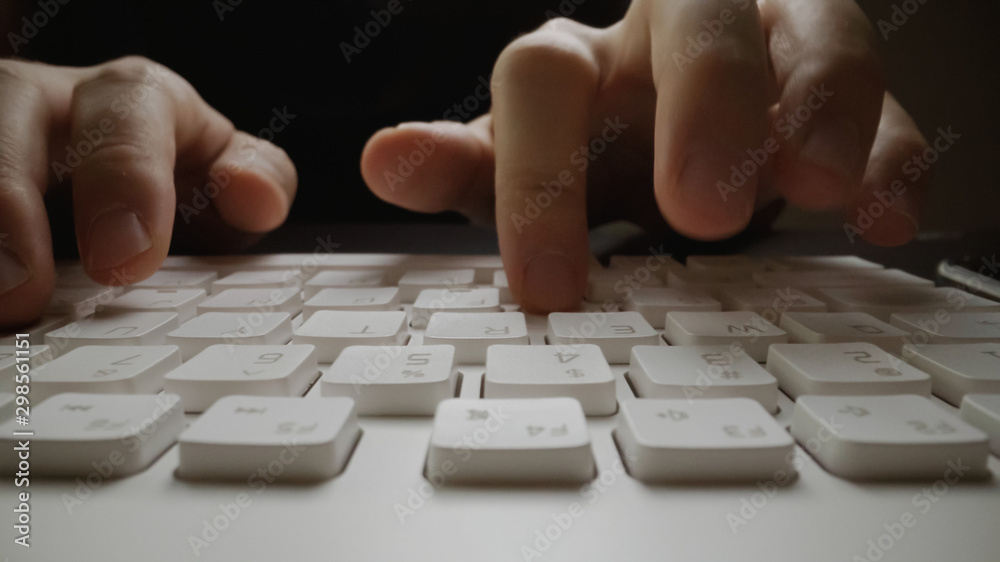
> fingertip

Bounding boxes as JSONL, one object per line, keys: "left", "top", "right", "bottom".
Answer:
{"left": 659, "top": 148, "right": 756, "bottom": 241}
{"left": 0, "top": 248, "right": 53, "bottom": 329}
{"left": 515, "top": 252, "right": 586, "bottom": 313}
{"left": 213, "top": 168, "right": 291, "bottom": 233}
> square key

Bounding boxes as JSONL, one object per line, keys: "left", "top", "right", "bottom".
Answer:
{"left": 426, "top": 398, "right": 594, "bottom": 484}
{"left": 197, "top": 287, "right": 302, "bottom": 316}
{"left": 424, "top": 312, "right": 529, "bottom": 363}
{"left": 303, "top": 270, "right": 386, "bottom": 299}
{"left": 813, "top": 286, "right": 1000, "bottom": 322}
{"left": 547, "top": 311, "right": 659, "bottom": 364}
{"left": 167, "top": 312, "right": 292, "bottom": 360}
{"left": 211, "top": 269, "right": 305, "bottom": 294}
{"left": 165, "top": 344, "right": 319, "bottom": 413}
{"left": 178, "top": 396, "right": 360, "bottom": 481}
{"left": 32, "top": 345, "right": 182, "bottom": 402}
{"left": 779, "top": 312, "right": 910, "bottom": 354}
{"left": 47, "top": 286, "right": 120, "bottom": 320}
{"left": 629, "top": 345, "right": 778, "bottom": 413}
{"left": 585, "top": 269, "right": 663, "bottom": 303}
{"left": 765, "top": 343, "right": 931, "bottom": 399}
{"left": 891, "top": 312, "right": 1000, "bottom": 344}
{"left": 790, "top": 395, "right": 989, "bottom": 480}
{"left": 0, "top": 393, "right": 184, "bottom": 477}
{"left": 485, "top": 344, "right": 616, "bottom": 415}
{"left": 397, "top": 269, "right": 475, "bottom": 302}
{"left": 663, "top": 311, "right": 787, "bottom": 362}
{"left": 716, "top": 286, "right": 826, "bottom": 316}
{"left": 902, "top": 343, "right": 1000, "bottom": 405}
{"left": 46, "top": 311, "right": 181, "bottom": 356}
{"left": 321, "top": 345, "right": 457, "bottom": 415}
{"left": 102, "top": 288, "right": 206, "bottom": 323}
{"left": 621, "top": 288, "right": 721, "bottom": 329}
{"left": 615, "top": 398, "right": 794, "bottom": 482}
{"left": 134, "top": 270, "right": 217, "bottom": 292}
{"left": 293, "top": 310, "right": 408, "bottom": 362}
{"left": 411, "top": 288, "right": 502, "bottom": 328}
{"left": 0, "top": 344, "right": 52, "bottom": 393}
{"left": 303, "top": 288, "right": 401, "bottom": 319}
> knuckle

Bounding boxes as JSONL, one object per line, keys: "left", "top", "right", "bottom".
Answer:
{"left": 493, "top": 29, "right": 598, "bottom": 87}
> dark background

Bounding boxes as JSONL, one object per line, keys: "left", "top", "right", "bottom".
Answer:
{"left": 1, "top": 0, "right": 997, "bottom": 235}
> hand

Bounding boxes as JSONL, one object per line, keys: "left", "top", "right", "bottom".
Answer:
{"left": 0, "top": 56, "right": 297, "bottom": 328}
{"left": 361, "top": 0, "right": 930, "bottom": 312}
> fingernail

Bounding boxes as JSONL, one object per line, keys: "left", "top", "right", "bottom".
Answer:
{"left": 522, "top": 252, "right": 579, "bottom": 312}
{"left": 86, "top": 208, "right": 152, "bottom": 270}
{"left": 0, "top": 248, "right": 30, "bottom": 295}
{"left": 799, "top": 120, "right": 861, "bottom": 184}
{"left": 892, "top": 208, "right": 920, "bottom": 235}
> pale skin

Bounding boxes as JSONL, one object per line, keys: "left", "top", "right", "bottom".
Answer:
{"left": 0, "top": 0, "right": 929, "bottom": 328}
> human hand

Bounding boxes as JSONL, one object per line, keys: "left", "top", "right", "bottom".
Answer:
{"left": 361, "top": 0, "right": 930, "bottom": 312}
{"left": 0, "top": 56, "right": 297, "bottom": 328}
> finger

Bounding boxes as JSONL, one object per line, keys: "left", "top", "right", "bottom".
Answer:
{"left": 69, "top": 57, "right": 235, "bottom": 285}
{"left": 491, "top": 22, "right": 599, "bottom": 312}
{"left": 0, "top": 62, "right": 64, "bottom": 327}
{"left": 641, "top": 0, "right": 769, "bottom": 239}
{"left": 361, "top": 116, "right": 496, "bottom": 224}
{"left": 845, "top": 93, "right": 928, "bottom": 246}
{"left": 762, "top": 0, "right": 885, "bottom": 210}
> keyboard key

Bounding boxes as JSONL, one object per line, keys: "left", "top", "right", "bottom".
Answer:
{"left": 0, "top": 315, "right": 68, "bottom": 346}
{"left": 960, "top": 394, "right": 1000, "bottom": 455}
{"left": 293, "top": 310, "right": 408, "bottom": 362}
{"left": 790, "top": 395, "right": 989, "bottom": 480}
{"left": 0, "top": 393, "right": 183, "bottom": 477}
{"left": 47, "top": 286, "right": 120, "bottom": 319}
{"left": 546, "top": 311, "right": 659, "bottom": 363}
{"left": 629, "top": 345, "right": 779, "bottom": 413}
{"left": 321, "top": 345, "right": 457, "bottom": 415}
{"left": 814, "top": 286, "right": 1000, "bottom": 322}
{"left": 32, "top": 345, "right": 182, "bottom": 402}
{"left": 102, "top": 288, "right": 206, "bottom": 323}
{"left": 302, "top": 269, "right": 386, "bottom": 299}
{"left": 134, "top": 270, "right": 217, "bottom": 292}
{"left": 779, "top": 312, "right": 910, "bottom": 354}
{"left": 211, "top": 269, "right": 305, "bottom": 294}
{"left": 197, "top": 287, "right": 302, "bottom": 316}
{"left": 615, "top": 398, "right": 795, "bottom": 482}
{"left": 752, "top": 269, "right": 932, "bottom": 291}
{"left": 492, "top": 270, "right": 514, "bottom": 304}
{"left": 165, "top": 344, "right": 319, "bottom": 413}
{"left": 762, "top": 255, "right": 883, "bottom": 271}
{"left": 426, "top": 398, "right": 594, "bottom": 484}
{"left": 662, "top": 311, "right": 787, "bottom": 362}
{"left": 585, "top": 269, "right": 663, "bottom": 303}
{"left": 665, "top": 267, "right": 756, "bottom": 297}
{"left": 0, "top": 345, "right": 52, "bottom": 393}
{"left": 167, "top": 312, "right": 292, "bottom": 360}
{"left": 685, "top": 255, "right": 765, "bottom": 277}
{"left": 901, "top": 343, "right": 1000, "bottom": 405}
{"left": 178, "top": 395, "right": 360, "bottom": 481}
{"left": 45, "top": 312, "right": 180, "bottom": 356}
{"left": 411, "top": 288, "right": 502, "bottom": 329}
{"left": 484, "top": 344, "right": 616, "bottom": 415}
{"left": 397, "top": 269, "right": 475, "bottom": 302}
{"left": 765, "top": 343, "right": 931, "bottom": 399}
{"left": 424, "top": 312, "right": 529, "bottom": 363}
{"left": 891, "top": 312, "right": 1000, "bottom": 344}
{"left": 621, "top": 288, "right": 721, "bottom": 329}
{"left": 716, "top": 286, "right": 827, "bottom": 316}
{"left": 302, "top": 287, "right": 401, "bottom": 319}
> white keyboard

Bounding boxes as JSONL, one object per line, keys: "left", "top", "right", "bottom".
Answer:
{"left": 2, "top": 251, "right": 1000, "bottom": 562}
